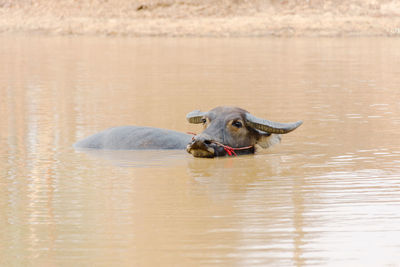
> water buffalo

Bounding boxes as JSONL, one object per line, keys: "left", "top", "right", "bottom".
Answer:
{"left": 74, "top": 106, "right": 302, "bottom": 158}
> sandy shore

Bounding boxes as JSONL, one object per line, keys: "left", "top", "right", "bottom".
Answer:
{"left": 1, "top": 0, "right": 400, "bottom": 37}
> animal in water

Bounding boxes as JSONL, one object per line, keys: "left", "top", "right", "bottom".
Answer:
{"left": 74, "top": 106, "right": 303, "bottom": 158}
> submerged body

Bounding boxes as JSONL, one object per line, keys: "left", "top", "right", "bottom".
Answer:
{"left": 74, "top": 126, "right": 192, "bottom": 150}
{"left": 74, "top": 106, "right": 303, "bottom": 157}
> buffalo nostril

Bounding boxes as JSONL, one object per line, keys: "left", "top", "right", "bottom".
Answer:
{"left": 204, "top": 140, "right": 211, "bottom": 145}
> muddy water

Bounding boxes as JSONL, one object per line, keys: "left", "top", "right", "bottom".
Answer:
{"left": 1, "top": 36, "right": 400, "bottom": 266}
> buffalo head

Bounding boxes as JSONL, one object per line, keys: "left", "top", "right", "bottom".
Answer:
{"left": 186, "top": 106, "right": 302, "bottom": 158}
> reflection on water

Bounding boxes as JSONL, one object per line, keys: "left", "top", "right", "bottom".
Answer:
{"left": 1, "top": 35, "right": 400, "bottom": 266}
{"left": 75, "top": 149, "right": 191, "bottom": 168}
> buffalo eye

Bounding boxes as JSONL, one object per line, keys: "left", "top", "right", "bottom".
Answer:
{"left": 232, "top": 121, "right": 243, "bottom": 128}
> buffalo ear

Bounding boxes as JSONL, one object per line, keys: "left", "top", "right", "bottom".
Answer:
{"left": 186, "top": 110, "right": 206, "bottom": 124}
{"left": 256, "top": 133, "right": 281, "bottom": 149}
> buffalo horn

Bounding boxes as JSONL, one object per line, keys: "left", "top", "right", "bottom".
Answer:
{"left": 245, "top": 113, "right": 303, "bottom": 134}
{"left": 186, "top": 110, "right": 207, "bottom": 124}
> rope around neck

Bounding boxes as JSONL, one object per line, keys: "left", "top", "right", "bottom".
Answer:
{"left": 187, "top": 132, "right": 253, "bottom": 156}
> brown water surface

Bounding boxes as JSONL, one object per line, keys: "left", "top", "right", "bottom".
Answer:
{"left": 1, "top": 36, "right": 400, "bottom": 266}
